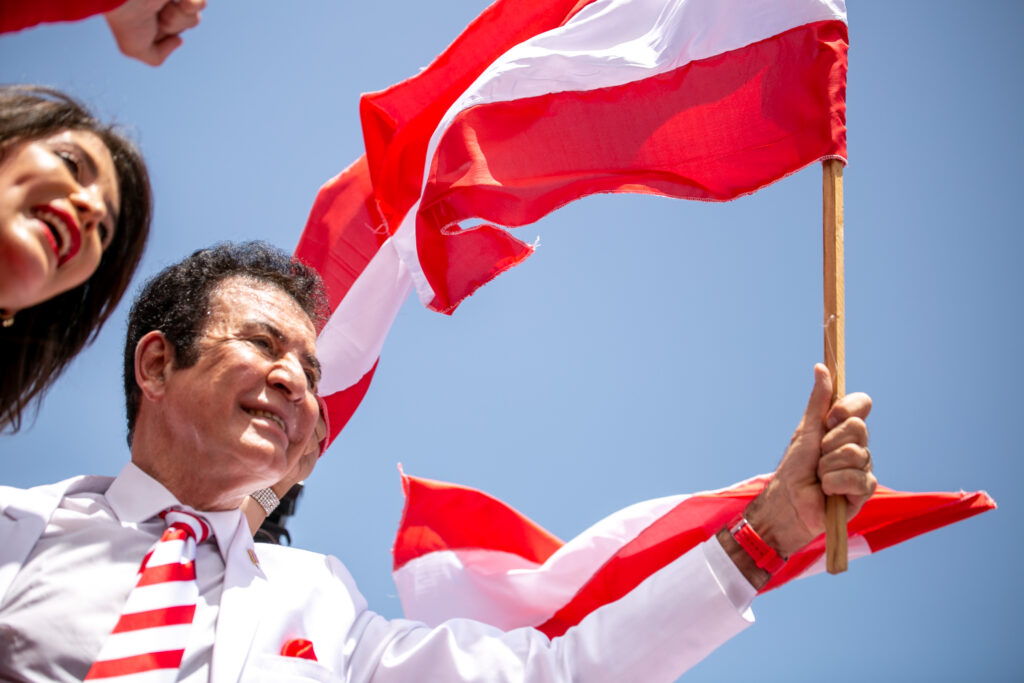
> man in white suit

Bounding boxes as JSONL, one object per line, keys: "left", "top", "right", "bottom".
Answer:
{"left": 0, "top": 241, "right": 875, "bottom": 682}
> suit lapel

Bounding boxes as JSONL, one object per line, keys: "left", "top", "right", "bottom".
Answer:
{"left": 210, "top": 517, "right": 268, "bottom": 683}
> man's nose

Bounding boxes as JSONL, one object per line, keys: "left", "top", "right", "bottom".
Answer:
{"left": 268, "top": 353, "right": 307, "bottom": 400}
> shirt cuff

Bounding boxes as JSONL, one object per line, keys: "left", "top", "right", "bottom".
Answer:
{"left": 704, "top": 536, "right": 758, "bottom": 612}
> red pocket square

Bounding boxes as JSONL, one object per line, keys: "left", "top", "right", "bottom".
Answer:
{"left": 281, "top": 638, "right": 318, "bottom": 661}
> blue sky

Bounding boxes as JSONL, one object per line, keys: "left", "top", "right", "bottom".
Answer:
{"left": 1, "top": 1, "right": 1019, "bottom": 680}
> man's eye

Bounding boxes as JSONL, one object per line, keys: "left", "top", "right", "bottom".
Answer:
{"left": 251, "top": 337, "right": 272, "bottom": 350}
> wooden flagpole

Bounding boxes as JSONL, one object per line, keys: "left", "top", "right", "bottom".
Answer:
{"left": 822, "top": 158, "right": 847, "bottom": 574}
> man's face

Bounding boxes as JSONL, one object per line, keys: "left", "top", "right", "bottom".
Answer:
{"left": 160, "top": 276, "right": 321, "bottom": 492}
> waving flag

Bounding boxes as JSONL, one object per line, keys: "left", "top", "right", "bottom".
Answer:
{"left": 393, "top": 471, "right": 996, "bottom": 636}
{"left": 295, "top": 157, "right": 393, "bottom": 436}
{"left": 386, "top": 0, "right": 849, "bottom": 313}
{"left": 0, "top": 0, "right": 125, "bottom": 34}
{"left": 296, "top": 0, "right": 849, "bottom": 438}
{"left": 296, "top": 0, "right": 599, "bottom": 438}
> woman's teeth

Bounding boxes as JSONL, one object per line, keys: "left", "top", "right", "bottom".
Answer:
{"left": 35, "top": 208, "right": 72, "bottom": 257}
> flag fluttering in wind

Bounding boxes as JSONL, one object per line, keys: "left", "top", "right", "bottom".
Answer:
{"left": 297, "top": 0, "right": 849, "bottom": 438}
{"left": 393, "top": 471, "right": 995, "bottom": 640}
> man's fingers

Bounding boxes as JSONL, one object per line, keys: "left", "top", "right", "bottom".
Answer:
{"left": 836, "top": 469, "right": 877, "bottom": 517}
{"left": 821, "top": 416, "right": 868, "bottom": 454}
{"left": 820, "top": 462, "right": 876, "bottom": 497}
{"left": 104, "top": 0, "right": 201, "bottom": 66}
{"left": 820, "top": 468, "right": 877, "bottom": 514}
{"left": 818, "top": 443, "right": 871, "bottom": 477}
{"left": 158, "top": 2, "right": 202, "bottom": 34}
{"left": 825, "top": 391, "right": 872, "bottom": 429}
{"left": 148, "top": 34, "right": 183, "bottom": 66}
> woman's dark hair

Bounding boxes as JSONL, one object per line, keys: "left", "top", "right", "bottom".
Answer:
{"left": 123, "top": 241, "right": 327, "bottom": 444}
{"left": 0, "top": 85, "right": 152, "bottom": 432}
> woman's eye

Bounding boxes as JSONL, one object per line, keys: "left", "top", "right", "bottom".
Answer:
{"left": 55, "top": 150, "right": 81, "bottom": 178}
{"left": 98, "top": 222, "right": 112, "bottom": 248}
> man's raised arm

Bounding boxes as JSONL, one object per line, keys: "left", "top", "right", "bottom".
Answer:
{"left": 719, "top": 363, "right": 875, "bottom": 589}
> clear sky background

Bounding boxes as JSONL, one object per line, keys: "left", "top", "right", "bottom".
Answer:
{"left": 1, "top": 1, "right": 1019, "bottom": 680}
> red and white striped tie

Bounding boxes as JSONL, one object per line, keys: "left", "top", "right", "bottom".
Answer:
{"left": 85, "top": 508, "right": 212, "bottom": 681}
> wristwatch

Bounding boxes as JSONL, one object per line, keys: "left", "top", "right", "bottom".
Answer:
{"left": 250, "top": 487, "right": 281, "bottom": 515}
{"left": 729, "top": 516, "right": 786, "bottom": 574}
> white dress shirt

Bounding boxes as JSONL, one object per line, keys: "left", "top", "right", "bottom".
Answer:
{"left": 0, "top": 463, "right": 242, "bottom": 683}
{"left": 1, "top": 465, "right": 758, "bottom": 682}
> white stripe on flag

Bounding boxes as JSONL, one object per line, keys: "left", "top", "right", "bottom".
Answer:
{"left": 396, "top": 492, "right": 688, "bottom": 627}
{"left": 792, "top": 534, "right": 871, "bottom": 581}
{"left": 445, "top": 0, "right": 844, "bottom": 111}
{"left": 316, "top": 235, "right": 413, "bottom": 394}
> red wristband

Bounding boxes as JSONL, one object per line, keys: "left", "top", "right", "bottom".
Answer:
{"left": 730, "top": 517, "right": 786, "bottom": 574}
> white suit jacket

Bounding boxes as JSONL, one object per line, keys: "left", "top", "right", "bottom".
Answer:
{"left": 0, "top": 476, "right": 753, "bottom": 682}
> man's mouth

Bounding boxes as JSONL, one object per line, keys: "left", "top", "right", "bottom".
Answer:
{"left": 32, "top": 205, "right": 81, "bottom": 266}
{"left": 245, "top": 408, "right": 287, "bottom": 435}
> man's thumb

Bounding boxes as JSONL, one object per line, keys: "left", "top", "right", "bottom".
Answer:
{"left": 800, "top": 363, "right": 834, "bottom": 431}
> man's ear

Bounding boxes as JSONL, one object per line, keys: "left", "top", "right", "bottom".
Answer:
{"left": 135, "top": 330, "right": 174, "bottom": 401}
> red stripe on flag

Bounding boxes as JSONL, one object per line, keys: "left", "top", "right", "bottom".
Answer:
{"left": 0, "top": 0, "right": 125, "bottom": 34}
{"left": 394, "top": 470, "right": 563, "bottom": 570}
{"left": 361, "top": 0, "right": 601, "bottom": 231}
{"left": 416, "top": 20, "right": 848, "bottom": 312}
{"left": 83, "top": 650, "right": 185, "bottom": 678}
{"left": 111, "top": 605, "right": 197, "bottom": 633}
{"left": 295, "top": 156, "right": 388, "bottom": 314}
{"left": 319, "top": 362, "right": 378, "bottom": 441}
{"left": 537, "top": 483, "right": 994, "bottom": 637}
{"left": 850, "top": 489, "right": 996, "bottom": 554}
{"left": 765, "top": 488, "right": 997, "bottom": 588}
{"left": 414, "top": 214, "right": 535, "bottom": 315}
{"left": 535, "top": 480, "right": 762, "bottom": 637}
{"left": 137, "top": 560, "right": 195, "bottom": 586}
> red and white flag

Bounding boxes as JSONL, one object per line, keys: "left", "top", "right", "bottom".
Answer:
{"left": 296, "top": 0, "right": 849, "bottom": 438}
{"left": 392, "top": 471, "right": 995, "bottom": 635}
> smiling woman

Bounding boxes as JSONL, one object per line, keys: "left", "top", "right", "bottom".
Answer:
{"left": 0, "top": 85, "right": 152, "bottom": 432}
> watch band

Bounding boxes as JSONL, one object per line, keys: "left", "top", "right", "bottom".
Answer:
{"left": 250, "top": 487, "right": 281, "bottom": 516}
{"left": 730, "top": 516, "right": 786, "bottom": 574}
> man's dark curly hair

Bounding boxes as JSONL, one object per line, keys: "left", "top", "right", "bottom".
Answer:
{"left": 123, "top": 241, "right": 327, "bottom": 444}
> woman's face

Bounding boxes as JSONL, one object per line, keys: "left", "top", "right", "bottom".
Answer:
{"left": 0, "top": 129, "right": 120, "bottom": 312}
